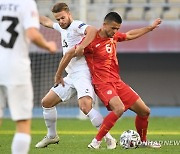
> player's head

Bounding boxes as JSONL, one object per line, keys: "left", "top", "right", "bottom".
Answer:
{"left": 103, "top": 12, "right": 122, "bottom": 38}
{"left": 52, "top": 3, "right": 72, "bottom": 29}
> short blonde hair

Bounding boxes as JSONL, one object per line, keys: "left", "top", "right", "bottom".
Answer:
{"left": 51, "top": 3, "right": 70, "bottom": 13}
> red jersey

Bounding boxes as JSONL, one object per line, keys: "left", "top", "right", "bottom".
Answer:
{"left": 84, "top": 31, "right": 126, "bottom": 84}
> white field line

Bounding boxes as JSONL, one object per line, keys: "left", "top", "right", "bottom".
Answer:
{"left": 0, "top": 130, "right": 180, "bottom": 135}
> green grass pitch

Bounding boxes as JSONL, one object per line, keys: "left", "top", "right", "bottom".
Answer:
{"left": 0, "top": 117, "right": 180, "bottom": 154}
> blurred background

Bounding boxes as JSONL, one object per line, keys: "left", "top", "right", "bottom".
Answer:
{"left": 11, "top": 0, "right": 180, "bottom": 118}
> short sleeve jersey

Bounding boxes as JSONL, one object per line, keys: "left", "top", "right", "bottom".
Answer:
{"left": 84, "top": 31, "right": 126, "bottom": 84}
{"left": 53, "top": 21, "right": 89, "bottom": 74}
{"left": 0, "top": 0, "right": 40, "bottom": 85}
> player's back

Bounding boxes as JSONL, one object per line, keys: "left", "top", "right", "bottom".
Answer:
{"left": 0, "top": 0, "right": 39, "bottom": 85}
{"left": 0, "top": 0, "right": 39, "bottom": 52}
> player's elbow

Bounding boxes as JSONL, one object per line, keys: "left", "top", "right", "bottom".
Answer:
{"left": 26, "top": 28, "right": 40, "bottom": 42}
{"left": 125, "top": 33, "right": 134, "bottom": 40}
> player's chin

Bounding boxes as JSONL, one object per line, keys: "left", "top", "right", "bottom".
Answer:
{"left": 109, "top": 33, "right": 115, "bottom": 38}
{"left": 60, "top": 24, "right": 68, "bottom": 29}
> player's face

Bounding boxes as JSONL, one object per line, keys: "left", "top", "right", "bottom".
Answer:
{"left": 53, "top": 11, "right": 72, "bottom": 29}
{"left": 104, "top": 21, "right": 121, "bottom": 38}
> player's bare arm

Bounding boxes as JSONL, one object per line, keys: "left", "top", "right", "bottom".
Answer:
{"left": 39, "top": 15, "right": 54, "bottom": 28}
{"left": 75, "top": 26, "right": 97, "bottom": 56}
{"left": 26, "top": 27, "right": 57, "bottom": 53}
{"left": 55, "top": 47, "right": 76, "bottom": 86}
{"left": 54, "top": 26, "right": 97, "bottom": 86}
{"left": 125, "top": 18, "right": 162, "bottom": 41}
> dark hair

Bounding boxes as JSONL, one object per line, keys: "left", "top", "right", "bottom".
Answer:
{"left": 51, "top": 3, "right": 70, "bottom": 13}
{"left": 104, "top": 12, "right": 122, "bottom": 24}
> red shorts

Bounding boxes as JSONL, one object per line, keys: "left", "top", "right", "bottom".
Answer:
{"left": 94, "top": 80, "right": 139, "bottom": 111}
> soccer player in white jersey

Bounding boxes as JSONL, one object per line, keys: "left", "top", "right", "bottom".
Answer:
{"left": 35, "top": 3, "right": 117, "bottom": 149}
{"left": 0, "top": 0, "right": 57, "bottom": 153}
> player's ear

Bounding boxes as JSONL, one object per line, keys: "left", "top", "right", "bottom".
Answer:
{"left": 103, "top": 21, "right": 110, "bottom": 27}
{"left": 68, "top": 12, "right": 73, "bottom": 21}
{"left": 103, "top": 22, "right": 107, "bottom": 27}
{"left": 68, "top": 12, "right": 71, "bottom": 17}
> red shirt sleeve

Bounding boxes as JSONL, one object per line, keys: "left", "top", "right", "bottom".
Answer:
{"left": 114, "top": 32, "right": 126, "bottom": 42}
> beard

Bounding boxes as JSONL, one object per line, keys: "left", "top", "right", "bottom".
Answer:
{"left": 60, "top": 17, "right": 71, "bottom": 29}
{"left": 106, "top": 31, "right": 114, "bottom": 38}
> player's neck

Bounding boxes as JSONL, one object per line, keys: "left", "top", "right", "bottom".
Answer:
{"left": 98, "top": 28, "right": 108, "bottom": 38}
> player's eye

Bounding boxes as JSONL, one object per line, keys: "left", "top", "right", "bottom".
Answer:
{"left": 112, "top": 27, "right": 119, "bottom": 30}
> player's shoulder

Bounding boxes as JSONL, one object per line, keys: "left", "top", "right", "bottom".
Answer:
{"left": 0, "top": 0, "right": 37, "bottom": 13}
{"left": 53, "top": 22, "right": 64, "bottom": 33}
{"left": 72, "top": 20, "right": 85, "bottom": 25}
{"left": 71, "top": 20, "right": 87, "bottom": 28}
{"left": 19, "top": 0, "right": 36, "bottom": 7}
{"left": 11, "top": 0, "right": 37, "bottom": 12}
{"left": 1, "top": 0, "right": 27, "bottom": 6}
{"left": 114, "top": 31, "right": 123, "bottom": 36}
{"left": 114, "top": 31, "right": 126, "bottom": 41}
{"left": 53, "top": 22, "right": 61, "bottom": 28}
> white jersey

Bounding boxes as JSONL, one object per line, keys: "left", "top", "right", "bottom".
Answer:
{"left": 53, "top": 20, "right": 89, "bottom": 74}
{"left": 0, "top": 0, "right": 39, "bottom": 85}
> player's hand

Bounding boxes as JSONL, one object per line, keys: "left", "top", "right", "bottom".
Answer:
{"left": 151, "top": 18, "right": 162, "bottom": 29}
{"left": 47, "top": 41, "right": 57, "bottom": 53}
{"left": 54, "top": 74, "right": 65, "bottom": 87}
{"left": 75, "top": 45, "right": 84, "bottom": 56}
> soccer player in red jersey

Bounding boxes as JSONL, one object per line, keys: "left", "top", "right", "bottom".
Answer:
{"left": 55, "top": 12, "right": 162, "bottom": 149}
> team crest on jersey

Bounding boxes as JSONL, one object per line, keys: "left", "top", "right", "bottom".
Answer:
{"left": 85, "top": 89, "right": 89, "bottom": 93}
{"left": 107, "top": 90, "right": 112, "bottom": 95}
{"left": 78, "top": 23, "right": 86, "bottom": 28}
{"left": 67, "top": 33, "right": 70, "bottom": 38}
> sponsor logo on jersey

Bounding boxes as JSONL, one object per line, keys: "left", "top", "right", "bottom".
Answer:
{"left": 78, "top": 23, "right": 86, "bottom": 28}
{"left": 107, "top": 90, "right": 112, "bottom": 95}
